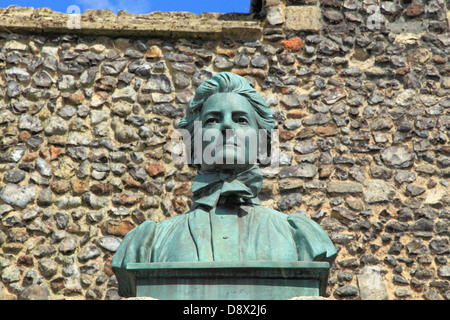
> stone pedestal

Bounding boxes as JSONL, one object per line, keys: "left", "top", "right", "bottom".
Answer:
{"left": 117, "top": 261, "right": 331, "bottom": 300}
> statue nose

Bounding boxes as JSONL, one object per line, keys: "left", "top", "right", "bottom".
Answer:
{"left": 220, "top": 115, "right": 236, "bottom": 131}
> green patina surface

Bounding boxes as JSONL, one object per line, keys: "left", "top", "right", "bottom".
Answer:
{"left": 129, "top": 261, "right": 330, "bottom": 299}
{"left": 112, "top": 73, "right": 336, "bottom": 299}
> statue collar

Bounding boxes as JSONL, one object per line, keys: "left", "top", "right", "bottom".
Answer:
{"left": 190, "top": 165, "right": 263, "bottom": 210}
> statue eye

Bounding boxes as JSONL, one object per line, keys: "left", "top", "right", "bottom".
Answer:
{"left": 204, "top": 117, "right": 219, "bottom": 125}
{"left": 237, "top": 117, "right": 249, "bottom": 124}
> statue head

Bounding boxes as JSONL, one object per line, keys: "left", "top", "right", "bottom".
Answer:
{"left": 178, "top": 72, "right": 274, "bottom": 172}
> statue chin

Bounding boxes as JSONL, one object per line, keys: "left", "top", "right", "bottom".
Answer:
{"left": 200, "top": 158, "right": 255, "bottom": 172}
{"left": 200, "top": 146, "right": 257, "bottom": 172}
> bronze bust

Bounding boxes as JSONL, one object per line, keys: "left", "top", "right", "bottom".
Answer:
{"left": 112, "top": 72, "right": 336, "bottom": 297}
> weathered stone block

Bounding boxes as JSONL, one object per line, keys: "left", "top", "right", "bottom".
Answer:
{"left": 357, "top": 266, "right": 388, "bottom": 300}
{"left": 364, "top": 180, "right": 396, "bottom": 204}
{"left": 327, "top": 181, "right": 363, "bottom": 194}
{"left": 285, "top": 6, "right": 321, "bottom": 33}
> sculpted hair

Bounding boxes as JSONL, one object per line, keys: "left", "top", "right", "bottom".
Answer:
{"left": 178, "top": 72, "right": 274, "bottom": 165}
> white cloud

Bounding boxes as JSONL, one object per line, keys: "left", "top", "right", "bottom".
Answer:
{"left": 76, "top": 0, "right": 152, "bottom": 14}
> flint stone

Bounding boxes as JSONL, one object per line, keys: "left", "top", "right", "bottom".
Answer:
{"left": 151, "top": 104, "right": 185, "bottom": 118}
{"left": 277, "top": 193, "right": 303, "bottom": 211}
{"left": 334, "top": 285, "right": 359, "bottom": 298}
{"left": 327, "top": 181, "right": 363, "bottom": 194}
{"left": 18, "top": 284, "right": 50, "bottom": 300}
{"left": 429, "top": 239, "right": 449, "bottom": 255}
{"left": 267, "top": 7, "right": 284, "bottom": 25}
{"left": 396, "top": 89, "right": 417, "bottom": 107}
{"left": 97, "top": 236, "right": 121, "bottom": 252}
{"left": 0, "top": 204, "right": 14, "bottom": 217}
{"left": 83, "top": 193, "right": 110, "bottom": 209}
{"left": 38, "top": 258, "right": 58, "bottom": 278}
{"left": 234, "top": 54, "right": 249, "bottom": 67}
{"left": 385, "top": 221, "right": 410, "bottom": 233}
{"left": 171, "top": 62, "right": 196, "bottom": 74}
{"left": 34, "top": 245, "right": 56, "bottom": 258}
{"left": 318, "top": 39, "right": 340, "bottom": 55}
{"left": 41, "top": 56, "right": 57, "bottom": 71}
{"left": 7, "top": 81, "right": 20, "bottom": 98}
{"left": 4, "top": 170, "right": 26, "bottom": 183}
{"left": 406, "top": 184, "right": 426, "bottom": 197}
{"left": 381, "top": 146, "right": 415, "bottom": 168}
{"left": 57, "top": 74, "right": 76, "bottom": 90}
{"left": 128, "top": 60, "right": 152, "bottom": 77}
{"left": 303, "top": 114, "right": 332, "bottom": 125}
{"left": 438, "top": 266, "right": 450, "bottom": 279}
{"left": 103, "top": 58, "right": 128, "bottom": 75}
{"left": 284, "top": 120, "right": 302, "bottom": 130}
{"left": 193, "top": 70, "right": 213, "bottom": 86}
{"left": 35, "top": 158, "right": 52, "bottom": 177}
{"left": 90, "top": 110, "right": 109, "bottom": 125}
{"left": 370, "top": 118, "right": 393, "bottom": 131}
{"left": 54, "top": 212, "right": 69, "bottom": 229}
{"left": 115, "top": 126, "right": 139, "bottom": 143}
{"left": 406, "top": 239, "right": 429, "bottom": 255}
{"left": 251, "top": 55, "right": 268, "bottom": 68}
{"left": 142, "top": 74, "right": 172, "bottom": 93}
{"left": 281, "top": 94, "right": 306, "bottom": 108}
{"left": 10, "top": 98, "right": 31, "bottom": 114}
{"left": 78, "top": 245, "right": 101, "bottom": 261}
{"left": 37, "top": 188, "right": 53, "bottom": 206}
{"left": 5, "top": 67, "right": 31, "bottom": 82}
{"left": 44, "top": 117, "right": 68, "bottom": 136}
{"left": 279, "top": 164, "right": 317, "bottom": 178}
{"left": 1, "top": 266, "right": 20, "bottom": 283}
{"left": 164, "top": 53, "right": 193, "bottom": 62}
{"left": 424, "top": 188, "right": 448, "bottom": 205}
{"left": 55, "top": 196, "right": 81, "bottom": 209}
{"left": 32, "top": 71, "right": 53, "bottom": 88}
{"left": 57, "top": 106, "right": 76, "bottom": 119}
{"left": 394, "top": 170, "right": 416, "bottom": 184}
{"left": 294, "top": 140, "right": 317, "bottom": 154}
{"left": 0, "top": 184, "right": 37, "bottom": 208}
{"left": 332, "top": 206, "right": 357, "bottom": 222}
{"left": 173, "top": 73, "right": 191, "bottom": 88}
{"left": 25, "top": 136, "right": 44, "bottom": 149}
{"left": 59, "top": 237, "right": 77, "bottom": 254}
{"left": 0, "top": 145, "right": 26, "bottom": 163}
{"left": 125, "top": 48, "right": 144, "bottom": 59}
{"left": 363, "top": 180, "right": 396, "bottom": 204}
{"left": 112, "top": 87, "right": 137, "bottom": 103}
{"left": 214, "top": 55, "right": 234, "bottom": 69}
{"left": 80, "top": 67, "right": 99, "bottom": 85}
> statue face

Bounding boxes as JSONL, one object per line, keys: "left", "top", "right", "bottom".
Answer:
{"left": 198, "top": 92, "right": 259, "bottom": 171}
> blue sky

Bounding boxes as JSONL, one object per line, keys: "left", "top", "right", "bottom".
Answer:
{"left": 2, "top": 0, "right": 251, "bottom": 15}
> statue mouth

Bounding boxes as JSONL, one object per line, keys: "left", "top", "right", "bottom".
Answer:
{"left": 220, "top": 140, "right": 239, "bottom": 148}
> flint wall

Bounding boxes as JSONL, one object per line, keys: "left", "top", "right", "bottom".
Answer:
{"left": 0, "top": 0, "right": 449, "bottom": 300}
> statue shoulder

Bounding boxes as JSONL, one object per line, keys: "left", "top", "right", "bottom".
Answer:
{"left": 255, "top": 206, "right": 289, "bottom": 220}
{"left": 112, "top": 220, "right": 157, "bottom": 265}
{"left": 287, "top": 213, "right": 337, "bottom": 264}
{"left": 286, "top": 212, "right": 317, "bottom": 226}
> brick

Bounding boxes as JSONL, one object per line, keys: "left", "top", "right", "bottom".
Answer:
{"left": 281, "top": 37, "right": 305, "bottom": 52}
